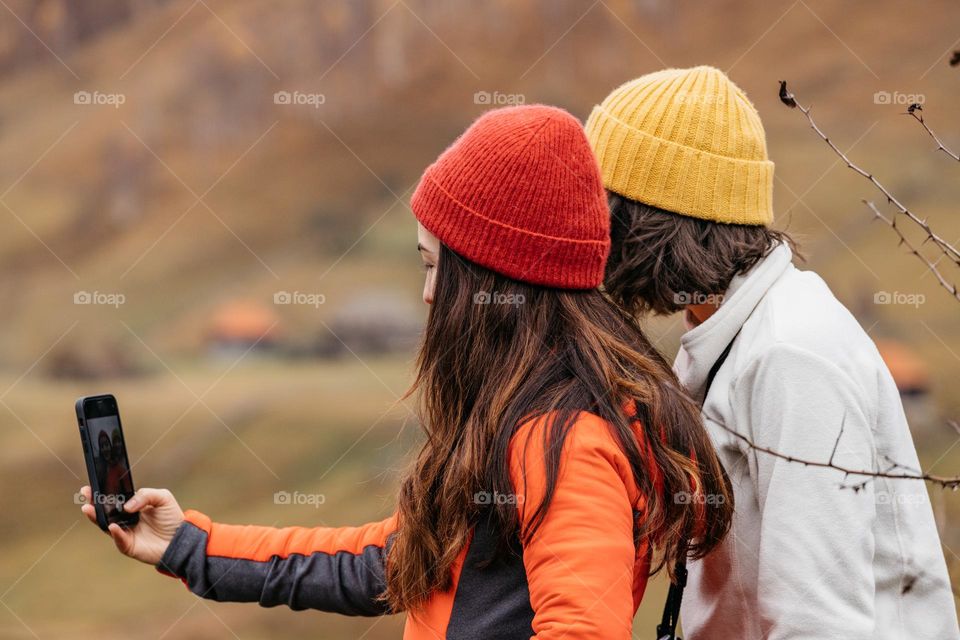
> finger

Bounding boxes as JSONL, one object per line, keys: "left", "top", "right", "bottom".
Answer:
{"left": 80, "top": 504, "right": 98, "bottom": 525}
{"left": 108, "top": 523, "right": 135, "bottom": 556}
{"left": 123, "top": 488, "right": 172, "bottom": 513}
{"left": 80, "top": 486, "right": 92, "bottom": 502}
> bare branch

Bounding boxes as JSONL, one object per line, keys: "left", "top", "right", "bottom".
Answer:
{"left": 716, "top": 421, "right": 960, "bottom": 489}
{"left": 827, "top": 414, "right": 845, "bottom": 466}
{"left": 864, "top": 200, "right": 960, "bottom": 302}
{"left": 905, "top": 108, "right": 960, "bottom": 162}
{"left": 779, "top": 84, "right": 960, "bottom": 288}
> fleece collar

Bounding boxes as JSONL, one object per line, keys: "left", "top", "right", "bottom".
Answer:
{"left": 674, "top": 242, "right": 794, "bottom": 401}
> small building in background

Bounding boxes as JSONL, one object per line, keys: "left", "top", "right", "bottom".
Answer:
{"left": 875, "top": 339, "right": 937, "bottom": 437}
{"left": 45, "top": 340, "right": 142, "bottom": 380}
{"left": 206, "top": 299, "right": 279, "bottom": 358}
{"left": 318, "top": 291, "right": 421, "bottom": 358}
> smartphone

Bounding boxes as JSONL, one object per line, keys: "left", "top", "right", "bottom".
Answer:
{"left": 75, "top": 394, "right": 139, "bottom": 532}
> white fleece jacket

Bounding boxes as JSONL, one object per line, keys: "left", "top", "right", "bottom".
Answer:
{"left": 675, "top": 243, "right": 958, "bottom": 640}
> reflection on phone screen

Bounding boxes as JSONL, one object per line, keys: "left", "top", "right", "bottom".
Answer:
{"left": 86, "top": 415, "right": 135, "bottom": 522}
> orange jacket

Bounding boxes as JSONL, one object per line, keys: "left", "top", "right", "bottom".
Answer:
{"left": 158, "top": 411, "right": 653, "bottom": 639}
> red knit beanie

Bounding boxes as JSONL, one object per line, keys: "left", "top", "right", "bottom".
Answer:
{"left": 410, "top": 105, "right": 610, "bottom": 289}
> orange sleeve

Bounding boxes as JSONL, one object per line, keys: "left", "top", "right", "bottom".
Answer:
{"left": 182, "top": 510, "right": 397, "bottom": 561}
{"left": 509, "top": 412, "right": 644, "bottom": 640}
{"left": 157, "top": 510, "right": 398, "bottom": 615}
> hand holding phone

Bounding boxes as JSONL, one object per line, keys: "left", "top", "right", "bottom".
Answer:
{"left": 78, "top": 485, "right": 185, "bottom": 565}
{"left": 76, "top": 394, "right": 138, "bottom": 530}
{"left": 76, "top": 394, "right": 184, "bottom": 564}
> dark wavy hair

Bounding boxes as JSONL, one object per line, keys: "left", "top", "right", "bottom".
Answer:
{"left": 384, "top": 243, "right": 733, "bottom": 612}
{"left": 604, "top": 193, "right": 799, "bottom": 316}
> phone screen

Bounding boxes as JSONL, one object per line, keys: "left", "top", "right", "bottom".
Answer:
{"left": 81, "top": 396, "right": 137, "bottom": 527}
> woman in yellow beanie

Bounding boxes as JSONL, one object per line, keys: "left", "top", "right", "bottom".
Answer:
{"left": 586, "top": 66, "right": 959, "bottom": 640}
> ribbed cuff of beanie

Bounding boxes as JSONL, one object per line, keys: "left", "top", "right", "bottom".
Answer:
{"left": 411, "top": 174, "right": 609, "bottom": 290}
{"left": 586, "top": 105, "right": 774, "bottom": 226}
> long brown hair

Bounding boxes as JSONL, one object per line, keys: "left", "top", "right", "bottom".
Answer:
{"left": 385, "top": 244, "right": 733, "bottom": 612}
{"left": 605, "top": 193, "right": 800, "bottom": 316}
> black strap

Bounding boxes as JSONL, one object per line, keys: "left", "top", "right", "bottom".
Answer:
{"left": 702, "top": 331, "right": 740, "bottom": 411}
{"left": 656, "top": 332, "right": 739, "bottom": 640}
{"left": 656, "top": 557, "right": 687, "bottom": 640}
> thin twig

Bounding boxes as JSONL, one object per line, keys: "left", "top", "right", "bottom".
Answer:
{"left": 827, "top": 416, "right": 845, "bottom": 466}
{"left": 717, "top": 422, "right": 960, "bottom": 489}
{"left": 864, "top": 200, "right": 960, "bottom": 301}
{"left": 906, "top": 110, "right": 960, "bottom": 162}
{"left": 782, "top": 88, "right": 960, "bottom": 281}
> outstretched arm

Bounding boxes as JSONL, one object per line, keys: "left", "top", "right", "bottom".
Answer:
{"left": 158, "top": 510, "right": 397, "bottom": 615}
{"left": 78, "top": 485, "right": 397, "bottom": 616}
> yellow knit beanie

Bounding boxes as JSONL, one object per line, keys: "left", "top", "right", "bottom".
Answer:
{"left": 585, "top": 66, "right": 774, "bottom": 225}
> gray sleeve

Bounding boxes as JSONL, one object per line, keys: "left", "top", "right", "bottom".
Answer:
{"left": 156, "top": 520, "right": 394, "bottom": 616}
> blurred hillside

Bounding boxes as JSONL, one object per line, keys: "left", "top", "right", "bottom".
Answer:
{"left": 0, "top": 0, "right": 957, "bottom": 398}
{"left": 0, "top": 0, "right": 958, "bottom": 638}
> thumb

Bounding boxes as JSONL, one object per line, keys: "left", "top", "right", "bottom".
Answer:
{"left": 108, "top": 523, "right": 135, "bottom": 557}
{"left": 123, "top": 488, "right": 173, "bottom": 513}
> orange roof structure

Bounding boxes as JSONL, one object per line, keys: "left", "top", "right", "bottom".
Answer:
{"left": 875, "top": 339, "right": 930, "bottom": 393}
{"left": 208, "top": 299, "right": 279, "bottom": 343}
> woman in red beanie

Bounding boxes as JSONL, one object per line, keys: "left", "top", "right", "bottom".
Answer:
{"left": 78, "top": 105, "right": 732, "bottom": 639}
